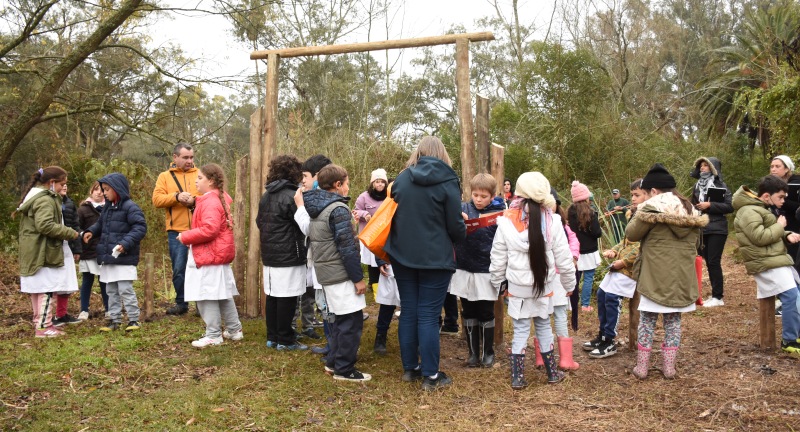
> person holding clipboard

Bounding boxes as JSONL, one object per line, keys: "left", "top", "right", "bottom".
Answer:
{"left": 690, "top": 157, "right": 734, "bottom": 307}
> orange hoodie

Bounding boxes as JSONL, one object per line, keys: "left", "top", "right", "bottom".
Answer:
{"left": 152, "top": 165, "right": 198, "bottom": 232}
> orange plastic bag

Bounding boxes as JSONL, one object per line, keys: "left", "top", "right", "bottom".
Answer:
{"left": 695, "top": 256, "right": 704, "bottom": 306}
{"left": 358, "top": 185, "right": 396, "bottom": 263}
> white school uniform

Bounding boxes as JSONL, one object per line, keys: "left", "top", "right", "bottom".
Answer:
{"left": 21, "top": 241, "right": 79, "bottom": 294}
{"left": 185, "top": 247, "right": 238, "bottom": 301}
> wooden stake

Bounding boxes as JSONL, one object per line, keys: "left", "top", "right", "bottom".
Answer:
{"left": 476, "top": 95, "right": 490, "bottom": 174}
{"left": 143, "top": 252, "right": 154, "bottom": 321}
{"left": 759, "top": 296, "right": 776, "bottom": 350}
{"left": 233, "top": 155, "right": 248, "bottom": 312}
{"left": 490, "top": 143, "right": 505, "bottom": 346}
{"left": 629, "top": 291, "right": 640, "bottom": 350}
{"left": 456, "top": 38, "right": 475, "bottom": 200}
{"left": 246, "top": 107, "right": 264, "bottom": 318}
{"left": 490, "top": 143, "right": 505, "bottom": 197}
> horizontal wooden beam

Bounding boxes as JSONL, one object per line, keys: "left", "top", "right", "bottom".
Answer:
{"left": 250, "top": 32, "right": 495, "bottom": 60}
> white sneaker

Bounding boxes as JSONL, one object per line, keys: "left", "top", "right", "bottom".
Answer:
{"left": 704, "top": 297, "right": 724, "bottom": 307}
{"left": 77, "top": 311, "right": 90, "bottom": 321}
{"left": 775, "top": 299, "right": 782, "bottom": 308}
{"left": 104, "top": 312, "right": 111, "bottom": 319}
{"left": 191, "top": 336, "right": 224, "bottom": 348}
{"left": 222, "top": 329, "right": 244, "bottom": 341}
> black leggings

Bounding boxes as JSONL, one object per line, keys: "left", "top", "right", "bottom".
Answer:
{"left": 460, "top": 298, "right": 495, "bottom": 322}
{"left": 266, "top": 296, "right": 299, "bottom": 345}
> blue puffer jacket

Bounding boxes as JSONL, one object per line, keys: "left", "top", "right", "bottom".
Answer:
{"left": 303, "top": 189, "right": 362, "bottom": 283}
{"left": 86, "top": 173, "right": 147, "bottom": 266}
{"left": 455, "top": 197, "right": 505, "bottom": 273}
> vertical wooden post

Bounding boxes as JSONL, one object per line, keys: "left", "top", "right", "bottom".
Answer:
{"left": 475, "top": 95, "right": 490, "bottom": 174}
{"left": 233, "top": 155, "right": 248, "bottom": 312}
{"left": 143, "top": 253, "right": 154, "bottom": 321}
{"left": 455, "top": 38, "right": 475, "bottom": 200}
{"left": 629, "top": 291, "right": 640, "bottom": 350}
{"left": 246, "top": 107, "right": 264, "bottom": 318}
{"left": 259, "top": 53, "right": 281, "bottom": 317}
{"left": 759, "top": 296, "right": 776, "bottom": 350}
{"left": 490, "top": 143, "right": 505, "bottom": 346}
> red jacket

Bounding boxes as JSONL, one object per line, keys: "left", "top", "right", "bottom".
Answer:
{"left": 180, "top": 191, "right": 235, "bottom": 267}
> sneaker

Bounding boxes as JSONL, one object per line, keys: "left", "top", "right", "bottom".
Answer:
{"left": 100, "top": 322, "right": 120, "bottom": 332}
{"left": 421, "top": 371, "right": 453, "bottom": 391}
{"left": 125, "top": 321, "right": 141, "bottom": 331}
{"left": 588, "top": 337, "right": 617, "bottom": 358}
{"left": 77, "top": 311, "right": 90, "bottom": 321}
{"left": 311, "top": 345, "right": 330, "bottom": 355}
{"left": 394, "top": 310, "right": 401, "bottom": 317}
{"left": 402, "top": 368, "right": 423, "bottom": 382}
{"left": 581, "top": 306, "right": 594, "bottom": 312}
{"left": 166, "top": 305, "right": 189, "bottom": 316}
{"left": 333, "top": 369, "right": 372, "bottom": 382}
{"left": 311, "top": 319, "right": 325, "bottom": 328}
{"left": 192, "top": 336, "right": 224, "bottom": 348}
{"left": 222, "top": 329, "right": 244, "bottom": 341}
{"left": 704, "top": 297, "right": 724, "bottom": 307}
{"left": 277, "top": 343, "right": 308, "bottom": 351}
{"left": 266, "top": 340, "right": 277, "bottom": 349}
{"left": 781, "top": 340, "right": 800, "bottom": 355}
{"left": 301, "top": 328, "right": 322, "bottom": 340}
{"left": 104, "top": 312, "right": 111, "bottom": 319}
{"left": 582, "top": 334, "right": 602, "bottom": 352}
{"left": 776, "top": 305, "right": 783, "bottom": 318}
{"left": 35, "top": 326, "right": 64, "bottom": 338}
{"left": 440, "top": 325, "right": 459, "bottom": 335}
{"left": 324, "top": 365, "right": 334, "bottom": 375}
{"left": 53, "top": 314, "right": 82, "bottom": 326}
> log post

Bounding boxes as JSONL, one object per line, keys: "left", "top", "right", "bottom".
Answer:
{"left": 233, "top": 155, "right": 248, "bottom": 312}
{"left": 455, "top": 38, "right": 475, "bottom": 200}
{"left": 490, "top": 143, "right": 505, "bottom": 346}
{"left": 476, "top": 95, "right": 490, "bottom": 174}
{"left": 258, "top": 53, "right": 280, "bottom": 317}
{"left": 143, "top": 253, "right": 154, "bottom": 321}
{"left": 629, "top": 291, "right": 640, "bottom": 350}
{"left": 759, "top": 296, "right": 776, "bottom": 350}
{"left": 246, "top": 107, "right": 264, "bottom": 318}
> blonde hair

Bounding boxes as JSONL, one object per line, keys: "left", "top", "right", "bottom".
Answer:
{"left": 317, "top": 164, "right": 349, "bottom": 191}
{"left": 200, "top": 164, "right": 232, "bottom": 230}
{"left": 469, "top": 173, "right": 496, "bottom": 195}
{"left": 406, "top": 136, "right": 452, "bottom": 167}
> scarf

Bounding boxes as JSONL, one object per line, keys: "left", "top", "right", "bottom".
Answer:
{"left": 696, "top": 171, "right": 715, "bottom": 202}
{"left": 368, "top": 188, "right": 387, "bottom": 201}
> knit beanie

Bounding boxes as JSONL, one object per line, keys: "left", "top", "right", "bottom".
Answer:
{"left": 370, "top": 168, "right": 388, "bottom": 184}
{"left": 570, "top": 180, "right": 590, "bottom": 202}
{"left": 773, "top": 155, "right": 795, "bottom": 172}
{"left": 514, "top": 172, "right": 556, "bottom": 210}
{"left": 641, "top": 163, "right": 677, "bottom": 190}
{"left": 301, "top": 154, "right": 332, "bottom": 177}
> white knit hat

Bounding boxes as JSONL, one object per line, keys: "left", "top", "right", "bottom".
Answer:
{"left": 773, "top": 155, "right": 795, "bottom": 172}
{"left": 514, "top": 172, "right": 556, "bottom": 210}
{"left": 370, "top": 168, "right": 388, "bottom": 184}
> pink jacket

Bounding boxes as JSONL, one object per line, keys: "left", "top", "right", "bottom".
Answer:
{"left": 353, "top": 191, "right": 385, "bottom": 232}
{"left": 565, "top": 225, "right": 580, "bottom": 260}
{"left": 180, "top": 191, "right": 235, "bottom": 267}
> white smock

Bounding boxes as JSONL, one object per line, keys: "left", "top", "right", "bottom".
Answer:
{"left": 20, "top": 241, "right": 79, "bottom": 294}
{"left": 185, "top": 247, "right": 238, "bottom": 301}
{"left": 576, "top": 251, "right": 601, "bottom": 271}
{"left": 599, "top": 271, "right": 637, "bottom": 298}
{"left": 449, "top": 270, "right": 499, "bottom": 301}
{"left": 638, "top": 295, "right": 696, "bottom": 313}
{"left": 754, "top": 266, "right": 800, "bottom": 299}
{"left": 322, "top": 280, "right": 366, "bottom": 315}
{"left": 375, "top": 265, "right": 400, "bottom": 306}
{"left": 262, "top": 264, "right": 306, "bottom": 297}
{"left": 79, "top": 259, "right": 101, "bottom": 275}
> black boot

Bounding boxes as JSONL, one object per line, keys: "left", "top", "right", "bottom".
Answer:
{"left": 509, "top": 353, "right": 527, "bottom": 390}
{"left": 373, "top": 332, "right": 387, "bottom": 355}
{"left": 542, "top": 349, "right": 566, "bottom": 384}
{"left": 464, "top": 319, "right": 480, "bottom": 367}
{"left": 480, "top": 319, "right": 495, "bottom": 368}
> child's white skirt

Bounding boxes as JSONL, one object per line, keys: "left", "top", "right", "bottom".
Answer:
{"left": 79, "top": 259, "right": 101, "bottom": 275}
{"left": 449, "top": 270, "right": 499, "bottom": 301}
{"left": 577, "top": 251, "right": 601, "bottom": 271}
{"left": 322, "top": 280, "right": 366, "bottom": 315}
{"left": 599, "top": 271, "right": 637, "bottom": 298}
{"left": 507, "top": 295, "right": 553, "bottom": 320}
{"left": 262, "top": 263, "right": 306, "bottom": 297}
{"left": 185, "top": 249, "right": 238, "bottom": 302}
{"left": 360, "top": 244, "right": 377, "bottom": 267}
{"left": 20, "top": 241, "right": 79, "bottom": 294}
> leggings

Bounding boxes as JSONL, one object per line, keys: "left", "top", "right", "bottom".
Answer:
{"left": 552, "top": 305, "right": 568, "bottom": 338}
{"left": 512, "top": 316, "right": 554, "bottom": 355}
{"left": 637, "top": 311, "right": 682, "bottom": 349}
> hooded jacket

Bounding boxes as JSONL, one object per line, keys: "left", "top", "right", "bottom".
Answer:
{"left": 17, "top": 188, "right": 78, "bottom": 276}
{"left": 77, "top": 200, "right": 103, "bottom": 260}
{"left": 180, "top": 191, "right": 235, "bottom": 267}
{"left": 256, "top": 179, "right": 307, "bottom": 268}
{"left": 732, "top": 186, "right": 794, "bottom": 275}
{"left": 86, "top": 173, "right": 147, "bottom": 266}
{"left": 304, "top": 189, "right": 362, "bottom": 285}
{"left": 454, "top": 197, "right": 505, "bottom": 273}
{"left": 626, "top": 192, "right": 708, "bottom": 308}
{"left": 383, "top": 156, "right": 466, "bottom": 271}
{"left": 568, "top": 206, "right": 602, "bottom": 254}
{"left": 690, "top": 157, "right": 734, "bottom": 236}
{"left": 61, "top": 195, "right": 82, "bottom": 255}
{"left": 152, "top": 164, "right": 198, "bottom": 232}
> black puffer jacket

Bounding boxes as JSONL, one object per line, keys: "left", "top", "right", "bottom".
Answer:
{"left": 62, "top": 195, "right": 82, "bottom": 255}
{"left": 77, "top": 200, "right": 102, "bottom": 260}
{"left": 568, "top": 207, "right": 602, "bottom": 254}
{"left": 303, "top": 189, "right": 362, "bottom": 283}
{"left": 86, "top": 173, "right": 147, "bottom": 266}
{"left": 256, "top": 179, "right": 307, "bottom": 267}
{"left": 690, "top": 157, "right": 734, "bottom": 236}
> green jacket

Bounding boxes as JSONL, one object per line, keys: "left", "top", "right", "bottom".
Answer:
{"left": 610, "top": 237, "right": 640, "bottom": 280}
{"left": 17, "top": 189, "right": 78, "bottom": 276}
{"left": 626, "top": 197, "right": 708, "bottom": 308}
{"left": 732, "top": 186, "right": 794, "bottom": 275}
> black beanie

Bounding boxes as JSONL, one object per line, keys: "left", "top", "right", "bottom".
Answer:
{"left": 641, "top": 163, "right": 676, "bottom": 190}
{"left": 550, "top": 186, "right": 561, "bottom": 206}
{"left": 301, "top": 154, "right": 332, "bottom": 177}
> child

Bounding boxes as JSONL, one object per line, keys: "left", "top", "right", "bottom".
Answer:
{"left": 16, "top": 166, "right": 80, "bottom": 338}
{"left": 584, "top": 179, "right": 646, "bottom": 358}
{"left": 490, "top": 172, "right": 576, "bottom": 389}
{"left": 354, "top": 168, "right": 389, "bottom": 290}
{"left": 626, "top": 164, "right": 707, "bottom": 379}
{"left": 733, "top": 175, "right": 800, "bottom": 354}
{"left": 568, "top": 180, "right": 602, "bottom": 312}
{"left": 304, "top": 164, "right": 370, "bottom": 382}
{"left": 451, "top": 173, "right": 506, "bottom": 368}
{"left": 373, "top": 260, "right": 400, "bottom": 355}
{"left": 77, "top": 181, "right": 108, "bottom": 320}
{"left": 83, "top": 173, "right": 147, "bottom": 332}
{"left": 178, "top": 164, "right": 243, "bottom": 348}
{"left": 52, "top": 182, "right": 83, "bottom": 326}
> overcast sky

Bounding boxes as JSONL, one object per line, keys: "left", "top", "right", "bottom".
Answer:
{"left": 151, "top": 0, "right": 558, "bottom": 97}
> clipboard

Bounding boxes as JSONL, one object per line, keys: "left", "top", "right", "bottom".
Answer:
{"left": 789, "top": 183, "right": 800, "bottom": 201}
{"left": 704, "top": 187, "right": 726, "bottom": 203}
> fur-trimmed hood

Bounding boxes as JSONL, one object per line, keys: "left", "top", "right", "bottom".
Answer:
{"left": 690, "top": 156, "right": 723, "bottom": 180}
{"left": 634, "top": 209, "right": 709, "bottom": 229}
{"left": 634, "top": 192, "right": 708, "bottom": 239}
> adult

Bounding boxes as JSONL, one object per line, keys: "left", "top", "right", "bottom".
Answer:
{"left": 605, "top": 188, "right": 629, "bottom": 244}
{"left": 152, "top": 143, "right": 198, "bottom": 315}
{"left": 690, "top": 157, "right": 733, "bottom": 307}
{"left": 383, "top": 136, "right": 466, "bottom": 391}
{"left": 770, "top": 155, "right": 800, "bottom": 316}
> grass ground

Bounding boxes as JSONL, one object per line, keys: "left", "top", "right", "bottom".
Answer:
{"left": 1, "top": 245, "right": 800, "bottom": 431}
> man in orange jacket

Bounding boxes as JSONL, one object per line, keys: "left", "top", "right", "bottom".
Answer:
{"left": 152, "top": 143, "right": 198, "bottom": 315}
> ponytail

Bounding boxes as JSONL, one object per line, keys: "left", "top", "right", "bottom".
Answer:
{"left": 200, "top": 164, "right": 233, "bottom": 230}
{"left": 525, "top": 199, "right": 549, "bottom": 297}
{"left": 15, "top": 166, "right": 67, "bottom": 211}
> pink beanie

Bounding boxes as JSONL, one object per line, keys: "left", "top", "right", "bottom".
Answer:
{"left": 571, "top": 180, "right": 590, "bottom": 202}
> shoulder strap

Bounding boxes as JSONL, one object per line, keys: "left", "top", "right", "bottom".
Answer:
{"left": 170, "top": 171, "right": 184, "bottom": 193}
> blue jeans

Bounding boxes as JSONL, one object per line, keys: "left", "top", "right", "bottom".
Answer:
{"left": 168, "top": 230, "right": 189, "bottom": 307}
{"left": 579, "top": 268, "right": 596, "bottom": 307}
{"left": 778, "top": 287, "right": 800, "bottom": 343}
{"left": 392, "top": 261, "right": 453, "bottom": 377}
{"left": 597, "top": 288, "right": 621, "bottom": 339}
{"left": 80, "top": 272, "right": 107, "bottom": 313}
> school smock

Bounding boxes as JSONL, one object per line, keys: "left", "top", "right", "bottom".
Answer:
{"left": 21, "top": 241, "right": 79, "bottom": 294}
{"left": 322, "top": 280, "right": 367, "bottom": 315}
{"left": 754, "top": 266, "right": 800, "bottom": 299}
{"left": 599, "top": 271, "right": 637, "bottom": 298}
{"left": 99, "top": 264, "right": 137, "bottom": 283}
{"left": 262, "top": 264, "right": 306, "bottom": 297}
{"left": 449, "top": 271, "right": 497, "bottom": 301}
{"left": 490, "top": 208, "right": 575, "bottom": 320}
{"left": 185, "top": 247, "right": 238, "bottom": 301}
{"left": 375, "top": 265, "right": 400, "bottom": 306}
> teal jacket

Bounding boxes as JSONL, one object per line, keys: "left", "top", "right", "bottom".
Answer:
{"left": 17, "top": 189, "right": 78, "bottom": 276}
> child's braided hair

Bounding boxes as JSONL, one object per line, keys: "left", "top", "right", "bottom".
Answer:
{"left": 200, "top": 163, "right": 232, "bottom": 230}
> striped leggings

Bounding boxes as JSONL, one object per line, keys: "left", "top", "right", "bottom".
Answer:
{"left": 30, "top": 293, "right": 54, "bottom": 329}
